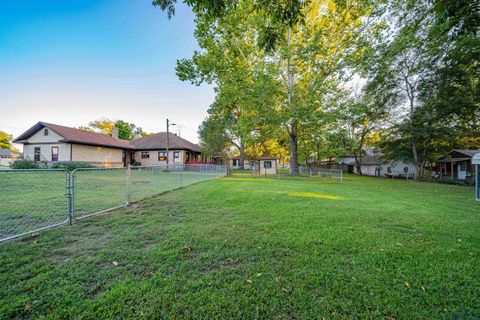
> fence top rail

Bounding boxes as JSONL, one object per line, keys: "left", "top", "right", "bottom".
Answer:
{"left": 299, "top": 167, "right": 343, "bottom": 172}
{"left": 71, "top": 167, "right": 127, "bottom": 173}
{"left": 130, "top": 164, "right": 224, "bottom": 168}
{"left": 0, "top": 168, "right": 69, "bottom": 173}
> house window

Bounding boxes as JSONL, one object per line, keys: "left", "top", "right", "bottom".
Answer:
{"left": 264, "top": 161, "right": 272, "bottom": 169}
{"left": 34, "top": 147, "right": 41, "bottom": 161}
{"left": 387, "top": 167, "right": 392, "bottom": 173}
{"left": 158, "top": 151, "right": 166, "bottom": 161}
{"left": 51, "top": 147, "right": 59, "bottom": 162}
{"left": 404, "top": 167, "right": 409, "bottom": 173}
{"left": 44, "top": 129, "right": 49, "bottom": 136}
{"left": 459, "top": 163, "right": 467, "bottom": 171}
{"left": 141, "top": 152, "right": 150, "bottom": 159}
{"left": 174, "top": 151, "right": 180, "bottom": 159}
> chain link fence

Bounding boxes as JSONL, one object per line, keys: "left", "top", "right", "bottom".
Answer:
{"left": 0, "top": 164, "right": 225, "bottom": 243}
{"left": 231, "top": 165, "right": 343, "bottom": 182}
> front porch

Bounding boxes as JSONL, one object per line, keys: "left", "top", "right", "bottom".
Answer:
{"left": 434, "top": 159, "right": 474, "bottom": 184}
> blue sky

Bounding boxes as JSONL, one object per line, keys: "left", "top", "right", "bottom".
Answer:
{"left": 0, "top": 0, "right": 214, "bottom": 146}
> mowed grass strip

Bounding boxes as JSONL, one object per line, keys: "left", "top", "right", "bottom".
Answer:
{"left": 0, "top": 176, "right": 479, "bottom": 319}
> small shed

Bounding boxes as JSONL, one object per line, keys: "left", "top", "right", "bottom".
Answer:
{"left": 257, "top": 157, "right": 277, "bottom": 175}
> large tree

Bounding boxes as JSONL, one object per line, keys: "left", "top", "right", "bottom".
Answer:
{"left": 369, "top": 0, "right": 479, "bottom": 180}
{"left": 177, "top": 0, "right": 377, "bottom": 174}
{"left": 176, "top": 2, "right": 277, "bottom": 168}
{"left": 337, "top": 87, "right": 388, "bottom": 175}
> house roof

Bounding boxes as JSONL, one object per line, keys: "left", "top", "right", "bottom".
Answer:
{"left": 14, "top": 122, "right": 133, "bottom": 149}
{"left": 14, "top": 122, "right": 203, "bottom": 152}
{"left": 0, "top": 148, "right": 20, "bottom": 158}
{"left": 359, "top": 155, "right": 382, "bottom": 165}
{"left": 436, "top": 149, "right": 480, "bottom": 162}
{"left": 130, "top": 132, "right": 202, "bottom": 152}
{"left": 450, "top": 150, "right": 480, "bottom": 157}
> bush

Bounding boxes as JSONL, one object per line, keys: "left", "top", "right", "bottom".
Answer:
{"left": 11, "top": 159, "right": 49, "bottom": 169}
{"left": 50, "top": 161, "right": 94, "bottom": 171}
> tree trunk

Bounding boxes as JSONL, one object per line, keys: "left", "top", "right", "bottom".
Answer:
{"left": 412, "top": 141, "right": 423, "bottom": 181}
{"left": 353, "top": 152, "right": 362, "bottom": 175}
{"left": 288, "top": 121, "right": 299, "bottom": 176}
{"left": 239, "top": 144, "right": 245, "bottom": 170}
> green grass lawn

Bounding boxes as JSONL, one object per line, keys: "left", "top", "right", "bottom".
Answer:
{"left": 0, "top": 176, "right": 479, "bottom": 319}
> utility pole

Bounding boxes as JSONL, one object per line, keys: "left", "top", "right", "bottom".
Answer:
{"left": 166, "top": 118, "right": 175, "bottom": 165}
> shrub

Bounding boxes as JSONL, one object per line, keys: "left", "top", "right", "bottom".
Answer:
{"left": 50, "top": 161, "right": 94, "bottom": 171}
{"left": 11, "top": 159, "right": 46, "bottom": 169}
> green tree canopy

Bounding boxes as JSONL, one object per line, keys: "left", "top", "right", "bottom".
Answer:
{"left": 0, "top": 130, "right": 17, "bottom": 151}
{"left": 80, "top": 118, "right": 147, "bottom": 140}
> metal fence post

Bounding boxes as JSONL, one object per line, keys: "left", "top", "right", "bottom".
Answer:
{"left": 70, "top": 169, "right": 76, "bottom": 222}
{"left": 66, "top": 171, "right": 73, "bottom": 225}
{"left": 126, "top": 164, "right": 131, "bottom": 206}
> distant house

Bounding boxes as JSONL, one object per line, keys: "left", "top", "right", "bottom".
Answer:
{"left": 434, "top": 150, "right": 480, "bottom": 183}
{"left": 352, "top": 155, "right": 416, "bottom": 178}
{"left": 230, "top": 157, "right": 253, "bottom": 169}
{"left": 229, "top": 157, "right": 279, "bottom": 174}
{"left": 13, "top": 122, "right": 208, "bottom": 167}
{"left": 131, "top": 132, "right": 204, "bottom": 166}
{"left": 337, "top": 154, "right": 357, "bottom": 173}
{"left": 0, "top": 148, "right": 20, "bottom": 167}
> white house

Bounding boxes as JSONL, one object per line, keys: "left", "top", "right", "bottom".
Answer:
{"left": 353, "top": 155, "right": 416, "bottom": 178}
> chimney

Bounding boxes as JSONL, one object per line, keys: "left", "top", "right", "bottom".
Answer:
{"left": 111, "top": 127, "right": 119, "bottom": 140}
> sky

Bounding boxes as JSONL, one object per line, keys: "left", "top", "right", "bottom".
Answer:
{"left": 0, "top": 0, "right": 215, "bottom": 148}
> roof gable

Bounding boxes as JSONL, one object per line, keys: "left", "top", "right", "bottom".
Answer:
{"left": 449, "top": 150, "right": 480, "bottom": 158}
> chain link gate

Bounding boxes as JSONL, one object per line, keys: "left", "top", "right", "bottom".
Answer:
{"left": 0, "top": 169, "right": 71, "bottom": 242}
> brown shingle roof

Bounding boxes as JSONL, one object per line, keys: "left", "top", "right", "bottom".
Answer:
{"left": 131, "top": 132, "right": 201, "bottom": 152}
{"left": 0, "top": 148, "right": 20, "bottom": 158}
{"left": 14, "top": 122, "right": 201, "bottom": 151}
{"left": 14, "top": 122, "right": 133, "bottom": 149}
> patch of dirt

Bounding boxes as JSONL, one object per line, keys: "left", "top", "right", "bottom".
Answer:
{"left": 132, "top": 180, "right": 151, "bottom": 184}
{"left": 49, "top": 233, "right": 110, "bottom": 264}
